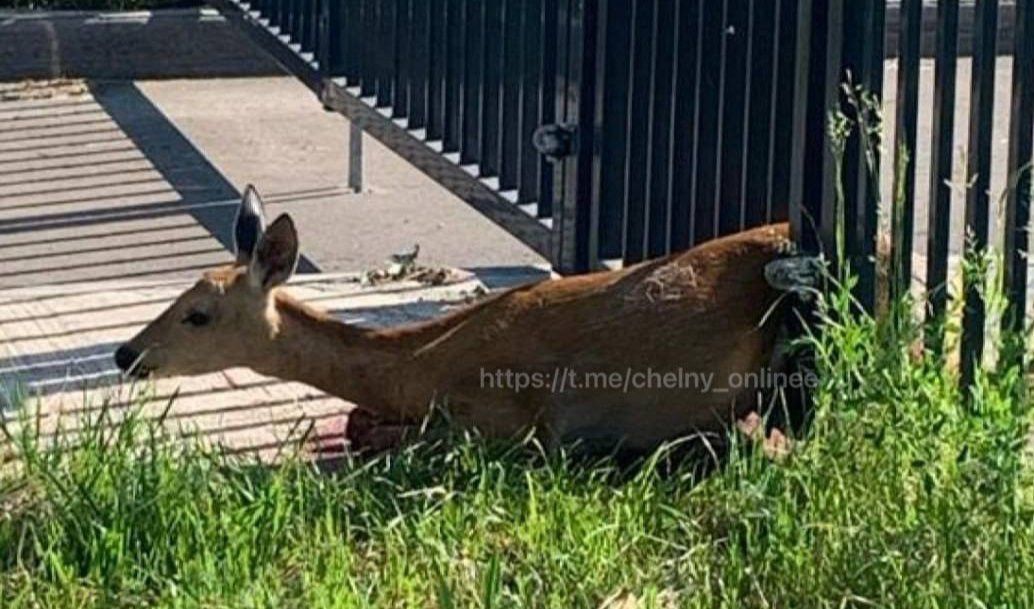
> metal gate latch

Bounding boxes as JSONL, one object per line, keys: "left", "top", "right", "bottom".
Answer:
{"left": 532, "top": 124, "right": 575, "bottom": 161}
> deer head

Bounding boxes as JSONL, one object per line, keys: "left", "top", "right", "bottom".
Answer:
{"left": 114, "top": 186, "right": 300, "bottom": 378}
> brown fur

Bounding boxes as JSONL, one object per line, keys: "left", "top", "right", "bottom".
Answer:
{"left": 121, "top": 223, "right": 791, "bottom": 451}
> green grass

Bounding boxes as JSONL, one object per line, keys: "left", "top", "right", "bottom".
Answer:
{"left": 2, "top": 278, "right": 1033, "bottom": 608}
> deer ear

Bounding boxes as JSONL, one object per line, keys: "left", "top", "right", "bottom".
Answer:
{"left": 250, "top": 214, "right": 299, "bottom": 290}
{"left": 234, "top": 185, "right": 267, "bottom": 265}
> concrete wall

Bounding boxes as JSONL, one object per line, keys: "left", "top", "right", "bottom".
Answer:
{"left": 0, "top": 8, "right": 283, "bottom": 81}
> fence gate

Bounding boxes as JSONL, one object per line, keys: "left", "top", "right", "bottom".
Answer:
{"left": 213, "top": 0, "right": 1034, "bottom": 382}
{"left": 211, "top": 0, "right": 812, "bottom": 274}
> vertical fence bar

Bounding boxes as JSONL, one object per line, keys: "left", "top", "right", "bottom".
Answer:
{"left": 360, "top": 0, "right": 377, "bottom": 96}
{"left": 294, "top": 0, "right": 305, "bottom": 45}
{"left": 780, "top": 0, "right": 819, "bottom": 431}
{"left": 717, "top": 0, "right": 750, "bottom": 236}
{"left": 840, "top": 0, "right": 885, "bottom": 312}
{"left": 797, "top": 0, "right": 843, "bottom": 259}
{"left": 621, "top": 0, "right": 653, "bottom": 264}
{"left": 538, "top": 0, "right": 559, "bottom": 219}
{"left": 443, "top": 0, "right": 463, "bottom": 152}
{"left": 925, "top": 0, "right": 959, "bottom": 353}
{"left": 691, "top": 0, "right": 724, "bottom": 247}
{"left": 342, "top": 0, "right": 360, "bottom": 86}
{"left": 500, "top": 0, "right": 524, "bottom": 191}
{"left": 461, "top": 0, "right": 484, "bottom": 165}
{"left": 294, "top": 0, "right": 304, "bottom": 41}
{"left": 768, "top": 0, "right": 799, "bottom": 223}
{"left": 296, "top": 0, "right": 310, "bottom": 50}
{"left": 961, "top": 0, "right": 999, "bottom": 390}
{"left": 788, "top": 0, "right": 816, "bottom": 250}
{"left": 317, "top": 0, "right": 342, "bottom": 76}
{"left": 592, "top": 0, "right": 631, "bottom": 261}
{"left": 891, "top": 0, "right": 922, "bottom": 301}
{"left": 519, "top": 0, "right": 545, "bottom": 204}
{"left": 426, "top": 0, "right": 446, "bottom": 140}
{"left": 308, "top": 0, "right": 320, "bottom": 54}
{"left": 1004, "top": 0, "right": 1034, "bottom": 335}
{"left": 269, "top": 0, "right": 283, "bottom": 28}
{"left": 481, "top": 0, "right": 504, "bottom": 177}
{"left": 554, "top": 0, "right": 599, "bottom": 274}
{"left": 284, "top": 0, "right": 296, "bottom": 39}
{"left": 646, "top": 0, "right": 676, "bottom": 257}
{"left": 745, "top": 0, "right": 777, "bottom": 227}
{"left": 394, "top": 0, "right": 411, "bottom": 119}
{"left": 308, "top": 0, "right": 319, "bottom": 53}
{"left": 377, "top": 0, "right": 397, "bottom": 108}
{"left": 408, "top": 0, "right": 430, "bottom": 130}
{"left": 280, "top": 0, "right": 292, "bottom": 38}
{"left": 349, "top": 122, "right": 364, "bottom": 193}
{"left": 669, "top": 0, "right": 701, "bottom": 251}
{"left": 550, "top": 0, "right": 570, "bottom": 239}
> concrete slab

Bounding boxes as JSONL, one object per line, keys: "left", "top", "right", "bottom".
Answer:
{"left": 0, "top": 88, "right": 230, "bottom": 287}
{"left": 136, "top": 77, "right": 550, "bottom": 272}
{"left": 0, "top": 79, "right": 330, "bottom": 290}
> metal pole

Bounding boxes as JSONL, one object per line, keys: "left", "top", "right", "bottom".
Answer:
{"left": 348, "top": 120, "right": 363, "bottom": 193}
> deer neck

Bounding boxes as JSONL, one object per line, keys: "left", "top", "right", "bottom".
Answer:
{"left": 252, "top": 292, "right": 456, "bottom": 420}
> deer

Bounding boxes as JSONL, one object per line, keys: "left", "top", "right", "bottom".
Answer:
{"left": 115, "top": 186, "right": 796, "bottom": 454}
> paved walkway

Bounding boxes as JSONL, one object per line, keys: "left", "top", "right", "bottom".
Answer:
{"left": 0, "top": 81, "right": 546, "bottom": 459}
{"left": 138, "top": 77, "right": 550, "bottom": 272}
{"left": 0, "top": 80, "right": 286, "bottom": 289}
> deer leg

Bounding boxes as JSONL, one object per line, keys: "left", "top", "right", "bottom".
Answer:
{"left": 342, "top": 408, "right": 421, "bottom": 454}
{"left": 310, "top": 409, "right": 420, "bottom": 457}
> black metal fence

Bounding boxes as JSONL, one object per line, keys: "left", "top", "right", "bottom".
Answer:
{"left": 214, "top": 0, "right": 1034, "bottom": 382}
{"left": 215, "top": 0, "right": 813, "bottom": 274}
{"left": 795, "top": 0, "right": 1033, "bottom": 381}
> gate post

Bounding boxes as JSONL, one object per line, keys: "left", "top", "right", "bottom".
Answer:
{"left": 348, "top": 122, "right": 364, "bottom": 193}
{"left": 551, "top": 0, "right": 600, "bottom": 275}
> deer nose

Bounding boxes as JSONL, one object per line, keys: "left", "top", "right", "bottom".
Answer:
{"left": 114, "top": 345, "right": 140, "bottom": 372}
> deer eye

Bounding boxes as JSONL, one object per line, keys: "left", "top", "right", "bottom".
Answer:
{"left": 182, "top": 311, "right": 211, "bottom": 327}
